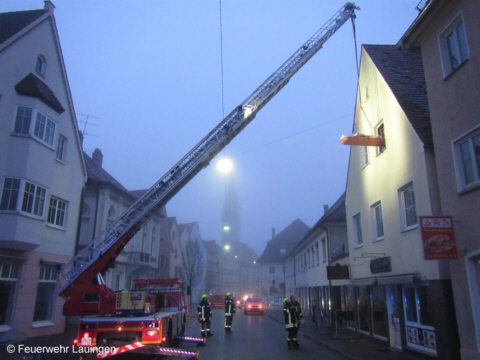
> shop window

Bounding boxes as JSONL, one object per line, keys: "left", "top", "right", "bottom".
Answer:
{"left": 357, "top": 286, "right": 371, "bottom": 334}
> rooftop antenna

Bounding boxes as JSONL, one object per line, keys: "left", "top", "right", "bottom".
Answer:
{"left": 78, "top": 112, "right": 100, "bottom": 139}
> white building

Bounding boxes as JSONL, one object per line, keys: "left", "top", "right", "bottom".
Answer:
{"left": 344, "top": 43, "right": 456, "bottom": 358}
{"left": 0, "top": 2, "right": 86, "bottom": 337}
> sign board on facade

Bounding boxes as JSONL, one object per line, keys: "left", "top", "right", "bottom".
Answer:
{"left": 370, "top": 256, "right": 392, "bottom": 273}
{"left": 326, "top": 265, "right": 350, "bottom": 280}
{"left": 419, "top": 216, "right": 458, "bottom": 260}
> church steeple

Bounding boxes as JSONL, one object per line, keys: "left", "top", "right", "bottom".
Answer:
{"left": 221, "top": 177, "right": 241, "bottom": 247}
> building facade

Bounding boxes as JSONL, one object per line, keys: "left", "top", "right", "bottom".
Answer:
{"left": 79, "top": 149, "right": 170, "bottom": 291}
{"left": 400, "top": 1, "right": 480, "bottom": 358}
{"left": 0, "top": 2, "right": 86, "bottom": 337}
{"left": 343, "top": 42, "right": 457, "bottom": 358}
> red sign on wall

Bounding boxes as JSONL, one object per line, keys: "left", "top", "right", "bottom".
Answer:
{"left": 419, "top": 216, "right": 458, "bottom": 260}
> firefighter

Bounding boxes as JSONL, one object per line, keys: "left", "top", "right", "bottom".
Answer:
{"left": 290, "top": 295, "right": 304, "bottom": 346}
{"left": 198, "top": 294, "right": 213, "bottom": 337}
{"left": 283, "top": 297, "right": 299, "bottom": 349}
{"left": 224, "top": 292, "right": 236, "bottom": 333}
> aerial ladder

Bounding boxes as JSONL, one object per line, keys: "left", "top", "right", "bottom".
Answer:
{"left": 58, "top": 2, "right": 359, "bottom": 318}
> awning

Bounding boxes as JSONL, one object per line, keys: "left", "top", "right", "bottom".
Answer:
{"left": 377, "top": 274, "right": 416, "bottom": 285}
{"left": 352, "top": 277, "right": 377, "bottom": 286}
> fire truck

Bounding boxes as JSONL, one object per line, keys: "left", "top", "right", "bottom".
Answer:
{"left": 57, "top": 3, "right": 359, "bottom": 359}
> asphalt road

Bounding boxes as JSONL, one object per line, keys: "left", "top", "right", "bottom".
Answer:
{"left": 2, "top": 308, "right": 349, "bottom": 360}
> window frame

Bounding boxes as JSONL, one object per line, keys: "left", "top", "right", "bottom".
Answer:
{"left": 376, "top": 122, "right": 386, "bottom": 155}
{"left": 33, "top": 265, "right": 57, "bottom": 323}
{"left": 453, "top": 126, "right": 480, "bottom": 192}
{"left": 439, "top": 13, "right": 469, "bottom": 78}
{"left": 399, "top": 182, "right": 418, "bottom": 232}
{"left": 353, "top": 213, "right": 363, "bottom": 248}
{"left": 13, "top": 106, "right": 57, "bottom": 148}
{"left": 1, "top": 177, "right": 47, "bottom": 219}
{"left": 47, "top": 196, "right": 67, "bottom": 228}
{"left": 370, "top": 201, "right": 385, "bottom": 242}
{"left": 56, "top": 135, "right": 67, "bottom": 162}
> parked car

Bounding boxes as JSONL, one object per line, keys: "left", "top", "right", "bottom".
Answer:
{"left": 269, "top": 299, "right": 284, "bottom": 308}
{"left": 244, "top": 296, "right": 264, "bottom": 315}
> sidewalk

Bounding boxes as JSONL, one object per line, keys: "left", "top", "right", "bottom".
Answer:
{"left": 265, "top": 308, "right": 433, "bottom": 360}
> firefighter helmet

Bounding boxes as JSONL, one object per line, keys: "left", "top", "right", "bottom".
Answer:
{"left": 226, "top": 292, "right": 232, "bottom": 296}
{"left": 201, "top": 294, "right": 208, "bottom": 299}
{"left": 283, "top": 298, "right": 288, "bottom": 305}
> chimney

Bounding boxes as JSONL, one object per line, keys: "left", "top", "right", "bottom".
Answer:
{"left": 323, "top": 205, "right": 329, "bottom": 214}
{"left": 271, "top": 227, "right": 276, "bottom": 239}
{"left": 92, "top": 148, "right": 103, "bottom": 168}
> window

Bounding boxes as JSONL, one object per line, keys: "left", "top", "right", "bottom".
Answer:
{"left": 376, "top": 123, "right": 386, "bottom": 155}
{"left": 399, "top": 183, "right": 418, "bottom": 231}
{"left": 22, "top": 181, "right": 46, "bottom": 216}
{"left": 14, "top": 106, "right": 33, "bottom": 134}
{"left": 56, "top": 136, "right": 66, "bottom": 162}
{"left": 315, "top": 242, "right": 320, "bottom": 263}
{"left": 353, "top": 213, "right": 363, "bottom": 247}
{"left": 454, "top": 128, "right": 480, "bottom": 191}
{"left": 0, "top": 178, "right": 20, "bottom": 211}
{"left": 440, "top": 15, "right": 469, "bottom": 77}
{"left": 321, "top": 238, "right": 326, "bottom": 262}
{"left": 14, "top": 106, "right": 56, "bottom": 147}
{"left": 47, "top": 197, "right": 67, "bottom": 227}
{"left": 371, "top": 202, "right": 384, "bottom": 241}
{"left": 34, "top": 111, "right": 56, "bottom": 146}
{"left": 269, "top": 266, "right": 275, "bottom": 275}
{"left": 363, "top": 146, "right": 370, "bottom": 167}
{"left": 1, "top": 178, "right": 47, "bottom": 218}
{"left": 35, "top": 55, "right": 47, "bottom": 76}
{"left": 0, "top": 262, "right": 19, "bottom": 325}
{"left": 33, "top": 265, "right": 56, "bottom": 322}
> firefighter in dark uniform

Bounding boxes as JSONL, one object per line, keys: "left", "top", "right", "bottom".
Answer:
{"left": 198, "top": 294, "right": 213, "bottom": 337}
{"left": 224, "top": 292, "right": 236, "bottom": 333}
{"left": 283, "top": 297, "right": 299, "bottom": 349}
{"left": 290, "top": 295, "right": 304, "bottom": 347}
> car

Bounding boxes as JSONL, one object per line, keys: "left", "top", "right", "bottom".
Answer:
{"left": 233, "top": 296, "right": 244, "bottom": 309}
{"left": 209, "top": 294, "right": 225, "bottom": 308}
{"left": 269, "top": 299, "right": 284, "bottom": 308}
{"left": 244, "top": 296, "right": 265, "bottom": 315}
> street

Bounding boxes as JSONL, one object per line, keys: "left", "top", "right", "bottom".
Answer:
{"left": 186, "top": 308, "right": 348, "bottom": 360}
{"left": 2, "top": 308, "right": 349, "bottom": 360}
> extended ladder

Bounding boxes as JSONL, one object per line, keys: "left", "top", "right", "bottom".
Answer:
{"left": 58, "top": 2, "right": 359, "bottom": 298}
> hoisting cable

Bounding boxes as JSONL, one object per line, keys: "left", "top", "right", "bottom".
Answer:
{"left": 351, "top": 14, "right": 374, "bottom": 133}
{"left": 219, "top": 0, "right": 225, "bottom": 119}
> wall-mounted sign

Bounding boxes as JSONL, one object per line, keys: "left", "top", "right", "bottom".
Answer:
{"left": 420, "top": 216, "right": 458, "bottom": 260}
{"left": 370, "top": 256, "right": 391, "bottom": 273}
{"left": 327, "top": 265, "right": 350, "bottom": 280}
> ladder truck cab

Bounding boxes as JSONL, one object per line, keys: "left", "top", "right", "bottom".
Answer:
{"left": 59, "top": 3, "right": 359, "bottom": 359}
{"left": 74, "top": 279, "right": 186, "bottom": 349}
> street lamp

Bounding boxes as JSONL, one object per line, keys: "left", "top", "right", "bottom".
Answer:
{"left": 217, "top": 157, "right": 233, "bottom": 173}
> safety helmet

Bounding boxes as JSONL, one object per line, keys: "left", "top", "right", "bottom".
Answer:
{"left": 226, "top": 292, "right": 232, "bottom": 296}
{"left": 201, "top": 294, "right": 208, "bottom": 299}
{"left": 283, "top": 298, "right": 288, "bottom": 305}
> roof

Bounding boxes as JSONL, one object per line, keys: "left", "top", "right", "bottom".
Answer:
{"left": 304, "top": 192, "right": 346, "bottom": 238}
{"left": 256, "top": 219, "right": 310, "bottom": 263}
{"left": 363, "top": 45, "right": 432, "bottom": 149}
{"left": 15, "top": 73, "right": 65, "bottom": 114}
{"left": 83, "top": 152, "right": 131, "bottom": 195}
{"left": 0, "top": 9, "right": 47, "bottom": 45}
